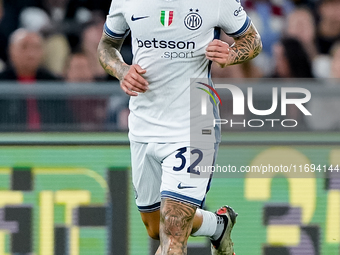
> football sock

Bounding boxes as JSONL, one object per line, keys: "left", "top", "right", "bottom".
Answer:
{"left": 212, "top": 214, "right": 226, "bottom": 241}
{"left": 191, "top": 209, "right": 226, "bottom": 240}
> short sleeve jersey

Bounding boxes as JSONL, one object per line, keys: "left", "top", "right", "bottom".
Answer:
{"left": 105, "top": 0, "right": 250, "bottom": 143}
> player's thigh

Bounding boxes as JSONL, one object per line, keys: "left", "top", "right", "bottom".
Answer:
{"left": 159, "top": 142, "right": 216, "bottom": 207}
{"left": 130, "top": 141, "right": 162, "bottom": 213}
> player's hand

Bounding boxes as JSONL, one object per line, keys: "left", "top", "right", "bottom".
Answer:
{"left": 205, "top": 39, "right": 230, "bottom": 68}
{"left": 120, "top": 64, "right": 149, "bottom": 96}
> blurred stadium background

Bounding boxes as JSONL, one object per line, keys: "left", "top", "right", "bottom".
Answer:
{"left": 0, "top": 0, "right": 339, "bottom": 254}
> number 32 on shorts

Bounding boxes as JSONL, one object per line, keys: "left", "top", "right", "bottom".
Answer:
{"left": 172, "top": 147, "right": 202, "bottom": 175}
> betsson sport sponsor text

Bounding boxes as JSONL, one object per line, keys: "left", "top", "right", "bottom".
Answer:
{"left": 136, "top": 38, "right": 195, "bottom": 60}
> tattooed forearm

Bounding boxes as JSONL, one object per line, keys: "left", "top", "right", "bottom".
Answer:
{"left": 97, "top": 33, "right": 129, "bottom": 80}
{"left": 159, "top": 199, "right": 196, "bottom": 255}
{"left": 227, "top": 23, "right": 262, "bottom": 66}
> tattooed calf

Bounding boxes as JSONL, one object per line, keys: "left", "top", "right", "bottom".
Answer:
{"left": 159, "top": 199, "right": 197, "bottom": 255}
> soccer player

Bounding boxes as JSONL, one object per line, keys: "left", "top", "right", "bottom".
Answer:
{"left": 98, "top": 0, "right": 262, "bottom": 254}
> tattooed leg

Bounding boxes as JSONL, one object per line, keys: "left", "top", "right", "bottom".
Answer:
{"left": 140, "top": 208, "right": 202, "bottom": 241}
{"left": 159, "top": 198, "right": 197, "bottom": 255}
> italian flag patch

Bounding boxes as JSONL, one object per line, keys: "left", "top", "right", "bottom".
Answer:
{"left": 160, "top": 10, "right": 173, "bottom": 27}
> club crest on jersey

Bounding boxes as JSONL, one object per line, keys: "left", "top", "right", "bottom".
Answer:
{"left": 184, "top": 9, "right": 202, "bottom": 30}
{"left": 160, "top": 10, "right": 174, "bottom": 27}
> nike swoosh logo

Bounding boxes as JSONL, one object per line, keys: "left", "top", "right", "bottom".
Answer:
{"left": 131, "top": 15, "right": 149, "bottom": 21}
{"left": 177, "top": 183, "right": 197, "bottom": 189}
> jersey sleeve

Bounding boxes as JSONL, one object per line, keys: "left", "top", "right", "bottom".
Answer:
{"left": 104, "top": 0, "right": 130, "bottom": 39}
{"left": 217, "top": 0, "right": 251, "bottom": 38}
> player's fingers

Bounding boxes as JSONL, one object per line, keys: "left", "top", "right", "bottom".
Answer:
{"left": 212, "top": 39, "right": 229, "bottom": 48}
{"left": 206, "top": 56, "right": 227, "bottom": 67}
{"left": 208, "top": 39, "right": 223, "bottom": 46}
{"left": 125, "top": 78, "right": 148, "bottom": 93}
{"left": 121, "top": 81, "right": 140, "bottom": 94}
{"left": 206, "top": 44, "right": 229, "bottom": 54}
{"left": 205, "top": 52, "right": 229, "bottom": 65}
{"left": 120, "top": 82, "right": 138, "bottom": 96}
{"left": 206, "top": 44, "right": 219, "bottom": 52}
{"left": 207, "top": 40, "right": 229, "bottom": 53}
{"left": 123, "top": 77, "right": 147, "bottom": 93}
{"left": 123, "top": 67, "right": 149, "bottom": 92}
{"left": 134, "top": 64, "right": 147, "bottom": 76}
{"left": 129, "top": 73, "right": 149, "bottom": 89}
{"left": 128, "top": 66, "right": 149, "bottom": 88}
{"left": 205, "top": 51, "right": 228, "bottom": 59}
{"left": 208, "top": 39, "right": 229, "bottom": 47}
{"left": 120, "top": 64, "right": 149, "bottom": 95}
{"left": 122, "top": 74, "right": 146, "bottom": 91}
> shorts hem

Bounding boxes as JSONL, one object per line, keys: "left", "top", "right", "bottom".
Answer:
{"left": 137, "top": 202, "right": 161, "bottom": 212}
{"left": 161, "top": 191, "right": 202, "bottom": 207}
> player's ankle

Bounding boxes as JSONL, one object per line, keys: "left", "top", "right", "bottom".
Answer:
{"left": 191, "top": 209, "right": 227, "bottom": 239}
{"left": 211, "top": 214, "right": 226, "bottom": 241}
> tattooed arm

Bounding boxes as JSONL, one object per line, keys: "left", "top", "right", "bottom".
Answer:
{"left": 97, "top": 33, "right": 148, "bottom": 96}
{"left": 205, "top": 23, "right": 262, "bottom": 67}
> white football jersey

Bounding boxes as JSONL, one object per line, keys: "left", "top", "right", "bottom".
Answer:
{"left": 105, "top": 0, "right": 250, "bottom": 143}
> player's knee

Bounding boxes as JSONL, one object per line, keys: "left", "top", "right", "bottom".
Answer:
{"left": 141, "top": 213, "right": 160, "bottom": 240}
{"left": 146, "top": 225, "right": 160, "bottom": 240}
{"left": 142, "top": 221, "right": 159, "bottom": 239}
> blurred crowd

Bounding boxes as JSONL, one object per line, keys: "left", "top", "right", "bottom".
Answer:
{"left": 0, "top": 0, "right": 132, "bottom": 131}
{"left": 212, "top": 0, "right": 340, "bottom": 79}
{"left": 0, "top": 0, "right": 339, "bottom": 131}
